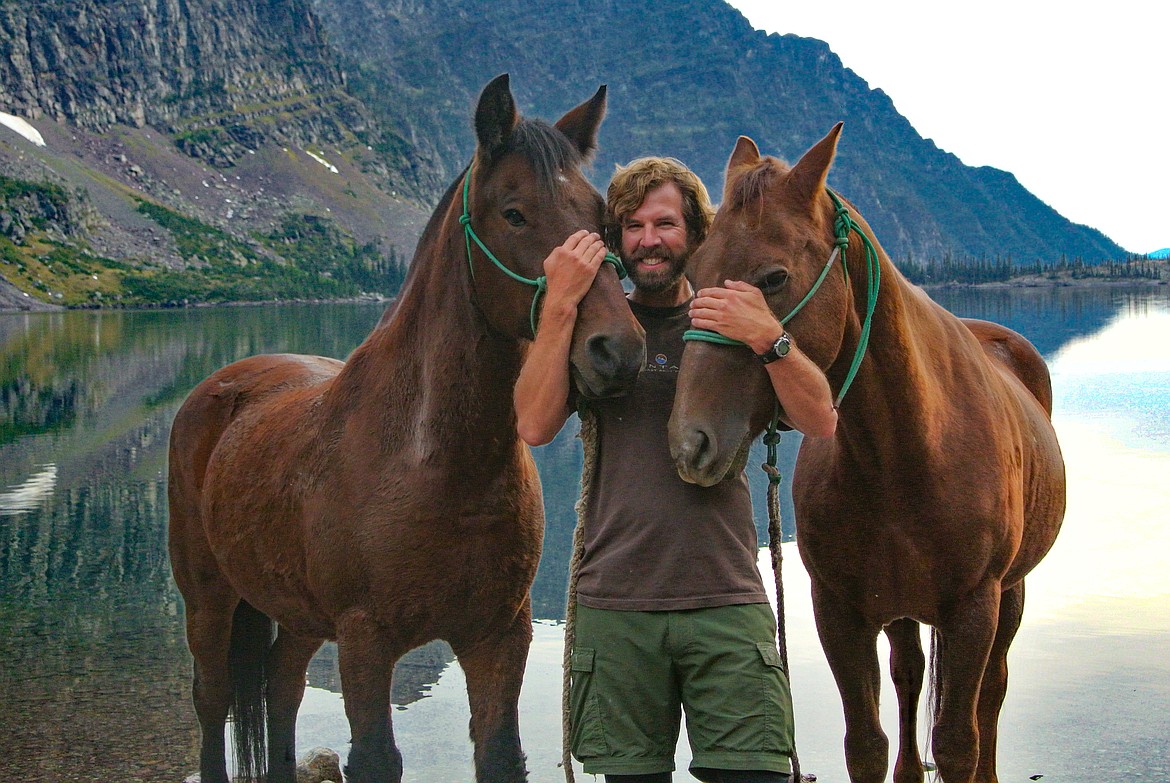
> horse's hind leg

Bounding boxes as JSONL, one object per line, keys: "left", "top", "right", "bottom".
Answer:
{"left": 182, "top": 595, "right": 239, "bottom": 783}
{"left": 811, "top": 585, "right": 887, "bottom": 783}
{"left": 337, "top": 611, "right": 404, "bottom": 783}
{"left": 974, "top": 581, "right": 1024, "bottom": 783}
{"left": 456, "top": 601, "right": 532, "bottom": 783}
{"left": 932, "top": 581, "right": 1001, "bottom": 783}
{"left": 886, "top": 618, "right": 926, "bottom": 783}
{"left": 265, "top": 627, "right": 324, "bottom": 783}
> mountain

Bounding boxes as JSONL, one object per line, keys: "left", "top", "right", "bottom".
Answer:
{"left": 0, "top": 0, "right": 431, "bottom": 310}
{"left": 311, "top": 0, "right": 1127, "bottom": 264}
{"left": 0, "top": 0, "right": 1133, "bottom": 311}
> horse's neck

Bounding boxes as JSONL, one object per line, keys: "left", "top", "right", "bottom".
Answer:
{"left": 331, "top": 208, "right": 525, "bottom": 462}
{"left": 829, "top": 238, "right": 959, "bottom": 469}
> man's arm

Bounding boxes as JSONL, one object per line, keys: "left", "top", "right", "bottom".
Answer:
{"left": 514, "top": 231, "right": 610, "bottom": 446}
{"left": 689, "top": 280, "right": 837, "bottom": 439}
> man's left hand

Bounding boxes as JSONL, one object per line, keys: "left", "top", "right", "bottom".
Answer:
{"left": 689, "top": 279, "right": 782, "bottom": 355}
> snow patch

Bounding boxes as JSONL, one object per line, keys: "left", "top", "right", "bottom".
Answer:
{"left": 306, "top": 149, "right": 339, "bottom": 174}
{"left": 0, "top": 112, "right": 46, "bottom": 147}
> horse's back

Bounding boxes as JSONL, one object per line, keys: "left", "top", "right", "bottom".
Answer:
{"left": 170, "top": 353, "right": 342, "bottom": 478}
{"left": 168, "top": 353, "right": 343, "bottom": 589}
{"left": 961, "top": 318, "right": 1053, "bottom": 416}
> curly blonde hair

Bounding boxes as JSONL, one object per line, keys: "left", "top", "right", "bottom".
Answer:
{"left": 605, "top": 157, "right": 714, "bottom": 249}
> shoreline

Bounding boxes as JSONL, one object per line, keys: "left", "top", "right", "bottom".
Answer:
{"left": 2, "top": 275, "right": 1167, "bottom": 315}
{"left": 0, "top": 292, "right": 392, "bottom": 316}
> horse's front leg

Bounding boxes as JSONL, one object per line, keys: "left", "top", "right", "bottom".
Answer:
{"left": 455, "top": 597, "right": 533, "bottom": 783}
{"left": 932, "top": 580, "right": 1001, "bottom": 783}
{"left": 974, "top": 580, "right": 1024, "bottom": 783}
{"left": 886, "top": 618, "right": 926, "bottom": 783}
{"left": 337, "top": 610, "right": 404, "bottom": 783}
{"left": 265, "top": 627, "right": 324, "bottom": 783}
{"left": 811, "top": 581, "right": 887, "bottom": 783}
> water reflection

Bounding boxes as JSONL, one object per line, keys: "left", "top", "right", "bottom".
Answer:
{"left": 1, "top": 287, "right": 1167, "bottom": 781}
{"left": 0, "top": 463, "right": 57, "bottom": 514}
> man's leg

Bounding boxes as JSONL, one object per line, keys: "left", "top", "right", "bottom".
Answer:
{"left": 674, "top": 604, "right": 795, "bottom": 780}
{"left": 570, "top": 605, "right": 682, "bottom": 776}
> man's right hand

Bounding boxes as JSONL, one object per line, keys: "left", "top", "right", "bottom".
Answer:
{"left": 542, "top": 230, "right": 609, "bottom": 317}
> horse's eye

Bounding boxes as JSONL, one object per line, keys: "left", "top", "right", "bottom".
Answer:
{"left": 503, "top": 209, "right": 527, "bottom": 227}
{"left": 759, "top": 269, "right": 789, "bottom": 294}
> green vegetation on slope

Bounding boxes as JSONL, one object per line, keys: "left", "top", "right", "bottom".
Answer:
{"left": 0, "top": 175, "right": 406, "bottom": 307}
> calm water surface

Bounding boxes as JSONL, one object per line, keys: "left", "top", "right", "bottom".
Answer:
{"left": 1, "top": 286, "right": 1167, "bottom": 781}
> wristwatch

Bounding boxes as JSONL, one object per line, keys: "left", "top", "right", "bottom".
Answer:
{"left": 757, "top": 332, "right": 792, "bottom": 364}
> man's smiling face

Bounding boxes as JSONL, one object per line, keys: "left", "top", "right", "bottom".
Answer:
{"left": 620, "top": 182, "right": 692, "bottom": 300}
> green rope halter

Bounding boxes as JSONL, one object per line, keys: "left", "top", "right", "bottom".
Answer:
{"left": 682, "top": 187, "right": 882, "bottom": 479}
{"left": 460, "top": 170, "right": 627, "bottom": 338}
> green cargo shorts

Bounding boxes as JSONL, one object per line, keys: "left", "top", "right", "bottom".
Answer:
{"left": 569, "top": 602, "right": 794, "bottom": 776}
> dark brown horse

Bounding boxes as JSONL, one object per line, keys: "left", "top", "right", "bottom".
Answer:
{"left": 668, "top": 127, "right": 1066, "bottom": 783}
{"left": 167, "top": 75, "right": 644, "bottom": 783}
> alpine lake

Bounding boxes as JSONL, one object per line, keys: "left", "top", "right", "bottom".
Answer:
{"left": 2, "top": 282, "right": 1168, "bottom": 782}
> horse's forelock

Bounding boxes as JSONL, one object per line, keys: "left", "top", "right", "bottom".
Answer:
{"left": 503, "top": 118, "right": 584, "bottom": 195}
{"left": 727, "top": 157, "right": 788, "bottom": 212}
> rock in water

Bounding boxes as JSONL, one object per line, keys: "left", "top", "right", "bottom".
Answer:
{"left": 297, "top": 746, "right": 343, "bottom": 783}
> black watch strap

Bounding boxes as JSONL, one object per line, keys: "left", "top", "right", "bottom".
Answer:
{"left": 757, "top": 332, "right": 792, "bottom": 364}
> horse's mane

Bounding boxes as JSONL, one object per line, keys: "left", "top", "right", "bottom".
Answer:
{"left": 726, "top": 157, "right": 788, "bottom": 211}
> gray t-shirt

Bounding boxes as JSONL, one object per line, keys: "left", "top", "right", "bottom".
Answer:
{"left": 576, "top": 299, "right": 768, "bottom": 611}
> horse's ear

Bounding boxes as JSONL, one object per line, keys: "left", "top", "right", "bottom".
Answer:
{"left": 724, "top": 136, "right": 761, "bottom": 193}
{"left": 556, "top": 84, "right": 607, "bottom": 160}
{"left": 786, "top": 122, "right": 843, "bottom": 209}
{"left": 475, "top": 73, "right": 519, "bottom": 161}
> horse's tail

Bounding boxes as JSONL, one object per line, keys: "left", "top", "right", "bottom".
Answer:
{"left": 925, "top": 625, "right": 942, "bottom": 770}
{"left": 230, "top": 599, "right": 273, "bottom": 781}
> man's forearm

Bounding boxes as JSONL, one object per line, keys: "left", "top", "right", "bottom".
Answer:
{"left": 514, "top": 301, "right": 577, "bottom": 446}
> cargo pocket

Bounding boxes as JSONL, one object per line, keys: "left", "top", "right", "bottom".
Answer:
{"left": 754, "top": 642, "right": 795, "bottom": 756}
{"left": 569, "top": 647, "right": 609, "bottom": 759}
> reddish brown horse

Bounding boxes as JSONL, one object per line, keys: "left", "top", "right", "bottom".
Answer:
{"left": 168, "top": 75, "right": 644, "bottom": 783}
{"left": 668, "top": 127, "right": 1066, "bottom": 783}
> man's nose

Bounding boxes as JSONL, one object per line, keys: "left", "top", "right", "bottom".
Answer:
{"left": 640, "top": 225, "right": 660, "bottom": 247}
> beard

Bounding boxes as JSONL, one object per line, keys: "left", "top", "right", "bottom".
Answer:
{"left": 623, "top": 245, "right": 690, "bottom": 294}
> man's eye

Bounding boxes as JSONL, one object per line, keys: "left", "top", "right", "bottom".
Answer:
{"left": 503, "top": 209, "right": 526, "bottom": 227}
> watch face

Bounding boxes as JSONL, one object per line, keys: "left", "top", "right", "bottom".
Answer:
{"left": 775, "top": 334, "right": 791, "bottom": 357}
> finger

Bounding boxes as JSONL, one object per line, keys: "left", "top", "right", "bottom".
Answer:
{"left": 723, "top": 279, "right": 755, "bottom": 291}
{"left": 694, "top": 288, "right": 730, "bottom": 300}
{"left": 562, "top": 229, "right": 593, "bottom": 251}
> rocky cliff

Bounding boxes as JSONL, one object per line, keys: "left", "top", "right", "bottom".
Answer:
{"left": 0, "top": 0, "right": 370, "bottom": 167}
{"left": 0, "top": 0, "right": 435, "bottom": 310}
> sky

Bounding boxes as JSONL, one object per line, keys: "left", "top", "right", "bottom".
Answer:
{"left": 725, "top": 0, "right": 1169, "bottom": 255}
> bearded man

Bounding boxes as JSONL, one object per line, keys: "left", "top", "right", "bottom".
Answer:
{"left": 515, "top": 157, "right": 836, "bottom": 782}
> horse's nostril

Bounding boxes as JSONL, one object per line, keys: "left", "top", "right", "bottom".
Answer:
{"left": 587, "top": 334, "right": 640, "bottom": 381}
{"left": 677, "top": 428, "right": 716, "bottom": 475}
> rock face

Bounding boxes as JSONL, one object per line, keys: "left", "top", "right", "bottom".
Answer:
{"left": 312, "top": 0, "right": 1128, "bottom": 263}
{"left": 0, "top": 0, "right": 368, "bottom": 166}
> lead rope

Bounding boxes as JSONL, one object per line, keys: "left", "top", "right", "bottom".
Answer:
{"left": 762, "top": 408, "right": 802, "bottom": 782}
{"left": 561, "top": 408, "right": 598, "bottom": 783}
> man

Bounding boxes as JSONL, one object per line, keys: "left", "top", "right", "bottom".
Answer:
{"left": 515, "top": 158, "right": 836, "bottom": 782}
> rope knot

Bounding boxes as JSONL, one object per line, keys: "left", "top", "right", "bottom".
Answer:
{"left": 458, "top": 213, "right": 471, "bottom": 227}
{"left": 762, "top": 431, "right": 782, "bottom": 447}
{"left": 833, "top": 205, "right": 852, "bottom": 249}
{"left": 535, "top": 276, "right": 548, "bottom": 294}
